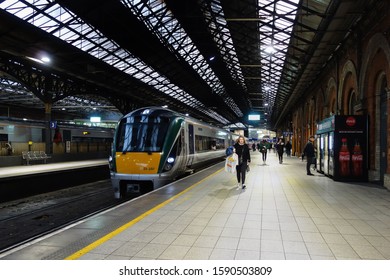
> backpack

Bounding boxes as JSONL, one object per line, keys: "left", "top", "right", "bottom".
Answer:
{"left": 225, "top": 146, "right": 234, "bottom": 156}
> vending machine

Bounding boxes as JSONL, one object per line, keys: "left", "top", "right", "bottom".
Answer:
{"left": 316, "top": 115, "right": 368, "bottom": 181}
{"left": 315, "top": 136, "right": 321, "bottom": 173}
{"left": 328, "top": 131, "right": 334, "bottom": 177}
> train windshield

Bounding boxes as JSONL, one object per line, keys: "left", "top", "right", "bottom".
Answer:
{"left": 116, "top": 115, "right": 170, "bottom": 152}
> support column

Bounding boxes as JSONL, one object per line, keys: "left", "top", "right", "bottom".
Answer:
{"left": 45, "top": 102, "right": 52, "bottom": 154}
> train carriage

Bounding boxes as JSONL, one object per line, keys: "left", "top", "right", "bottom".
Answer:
{"left": 109, "top": 107, "right": 235, "bottom": 198}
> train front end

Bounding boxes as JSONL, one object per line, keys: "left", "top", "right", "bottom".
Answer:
{"left": 109, "top": 108, "right": 183, "bottom": 198}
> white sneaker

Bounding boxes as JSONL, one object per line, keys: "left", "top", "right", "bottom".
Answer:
{"left": 237, "top": 183, "right": 241, "bottom": 188}
{"left": 242, "top": 184, "right": 246, "bottom": 189}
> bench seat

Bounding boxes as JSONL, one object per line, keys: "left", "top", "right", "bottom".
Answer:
{"left": 22, "top": 151, "right": 51, "bottom": 165}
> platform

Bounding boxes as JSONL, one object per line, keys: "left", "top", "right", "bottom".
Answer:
{"left": 1, "top": 152, "right": 390, "bottom": 260}
{"left": 0, "top": 159, "right": 110, "bottom": 202}
{"left": 0, "top": 159, "right": 108, "bottom": 179}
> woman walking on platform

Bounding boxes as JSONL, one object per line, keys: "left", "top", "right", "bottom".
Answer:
{"left": 233, "top": 136, "right": 251, "bottom": 189}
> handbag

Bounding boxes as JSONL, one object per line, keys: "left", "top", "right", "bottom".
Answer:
{"left": 225, "top": 153, "right": 238, "bottom": 174}
{"left": 246, "top": 165, "right": 250, "bottom": 172}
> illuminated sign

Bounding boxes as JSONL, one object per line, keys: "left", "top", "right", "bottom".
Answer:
{"left": 248, "top": 114, "right": 260, "bottom": 121}
{"left": 90, "top": 116, "right": 101, "bottom": 122}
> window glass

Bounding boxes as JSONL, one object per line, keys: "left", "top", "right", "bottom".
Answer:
{"left": 195, "top": 135, "right": 226, "bottom": 152}
{"left": 116, "top": 115, "right": 170, "bottom": 152}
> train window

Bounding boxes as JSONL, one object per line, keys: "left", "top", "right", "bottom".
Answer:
{"left": 195, "top": 135, "right": 226, "bottom": 152}
{"left": 117, "top": 115, "right": 170, "bottom": 152}
{"left": 0, "top": 134, "right": 8, "bottom": 141}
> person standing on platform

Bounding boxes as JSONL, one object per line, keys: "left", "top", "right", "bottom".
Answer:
{"left": 233, "top": 135, "right": 251, "bottom": 189}
{"left": 6, "top": 142, "right": 12, "bottom": 156}
{"left": 302, "top": 135, "right": 316, "bottom": 175}
{"left": 276, "top": 136, "right": 285, "bottom": 163}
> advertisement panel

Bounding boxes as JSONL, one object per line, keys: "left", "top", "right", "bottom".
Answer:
{"left": 316, "top": 115, "right": 368, "bottom": 181}
{"left": 333, "top": 115, "right": 368, "bottom": 181}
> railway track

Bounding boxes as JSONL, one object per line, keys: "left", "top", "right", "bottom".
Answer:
{"left": 0, "top": 160, "right": 223, "bottom": 254}
{"left": 0, "top": 179, "right": 126, "bottom": 253}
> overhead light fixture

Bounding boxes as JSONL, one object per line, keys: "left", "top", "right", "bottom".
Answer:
{"left": 26, "top": 54, "right": 51, "bottom": 64}
{"left": 41, "top": 56, "right": 50, "bottom": 63}
{"left": 26, "top": 56, "right": 44, "bottom": 64}
{"left": 90, "top": 116, "right": 101, "bottom": 122}
{"left": 264, "top": 46, "right": 276, "bottom": 54}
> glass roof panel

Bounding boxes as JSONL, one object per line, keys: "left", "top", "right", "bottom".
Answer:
{"left": 258, "top": 0, "right": 300, "bottom": 110}
{"left": 122, "top": 0, "right": 243, "bottom": 117}
{"left": 1, "top": 0, "right": 230, "bottom": 124}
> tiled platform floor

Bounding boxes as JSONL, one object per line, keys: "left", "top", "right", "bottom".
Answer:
{"left": 77, "top": 152, "right": 390, "bottom": 260}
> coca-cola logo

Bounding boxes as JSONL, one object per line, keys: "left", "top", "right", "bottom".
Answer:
{"left": 346, "top": 117, "right": 356, "bottom": 126}
{"left": 339, "top": 154, "right": 350, "bottom": 161}
{"left": 352, "top": 155, "right": 363, "bottom": 161}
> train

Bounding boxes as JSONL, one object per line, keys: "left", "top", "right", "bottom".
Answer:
{"left": 0, "top": 117, "right": 114, "bottom": 157}
{"left": 109, "top": 107, "right": 238, "bottom": 198}
{"left": 0, "top": 117, "right": 114, "bottom": 143}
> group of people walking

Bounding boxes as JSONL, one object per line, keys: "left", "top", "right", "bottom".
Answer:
{"left": 226, "top": 134, "right": 316, "bottom": 189}
{"left": 256, "top": 137, "right": 292, "bottom": 164}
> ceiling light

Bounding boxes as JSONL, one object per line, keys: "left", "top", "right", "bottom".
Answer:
{"left": 41, "top": 56, "right": 50, "bottom": 63}
{"left": 264, "top": 46, "right": 276, "bottom": 54}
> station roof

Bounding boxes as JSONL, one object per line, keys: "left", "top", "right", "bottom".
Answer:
{"left": 0, "top": 0, "right": 373, "bottom": 130}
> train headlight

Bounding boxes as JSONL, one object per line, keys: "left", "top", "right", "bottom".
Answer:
{"left": 163, "top": 157, "right": 175, "bottom": 172}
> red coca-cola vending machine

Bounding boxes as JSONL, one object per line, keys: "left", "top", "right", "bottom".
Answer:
{"left": 316, "top": 115, "right": 368, "bottom": 181}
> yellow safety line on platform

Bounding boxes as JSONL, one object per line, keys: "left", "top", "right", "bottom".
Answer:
{"left": 64, "top": 168, "right": 223, "bottom": 260}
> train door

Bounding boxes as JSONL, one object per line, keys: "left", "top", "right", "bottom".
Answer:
{"left": 188, "top": 124, "right": 194, "bottom": 154}
{"left": 186, "top": 123, "right": 195, "bottom": 167}
{"left": 175, "top": 127, "right": 187, "bottom": 172}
